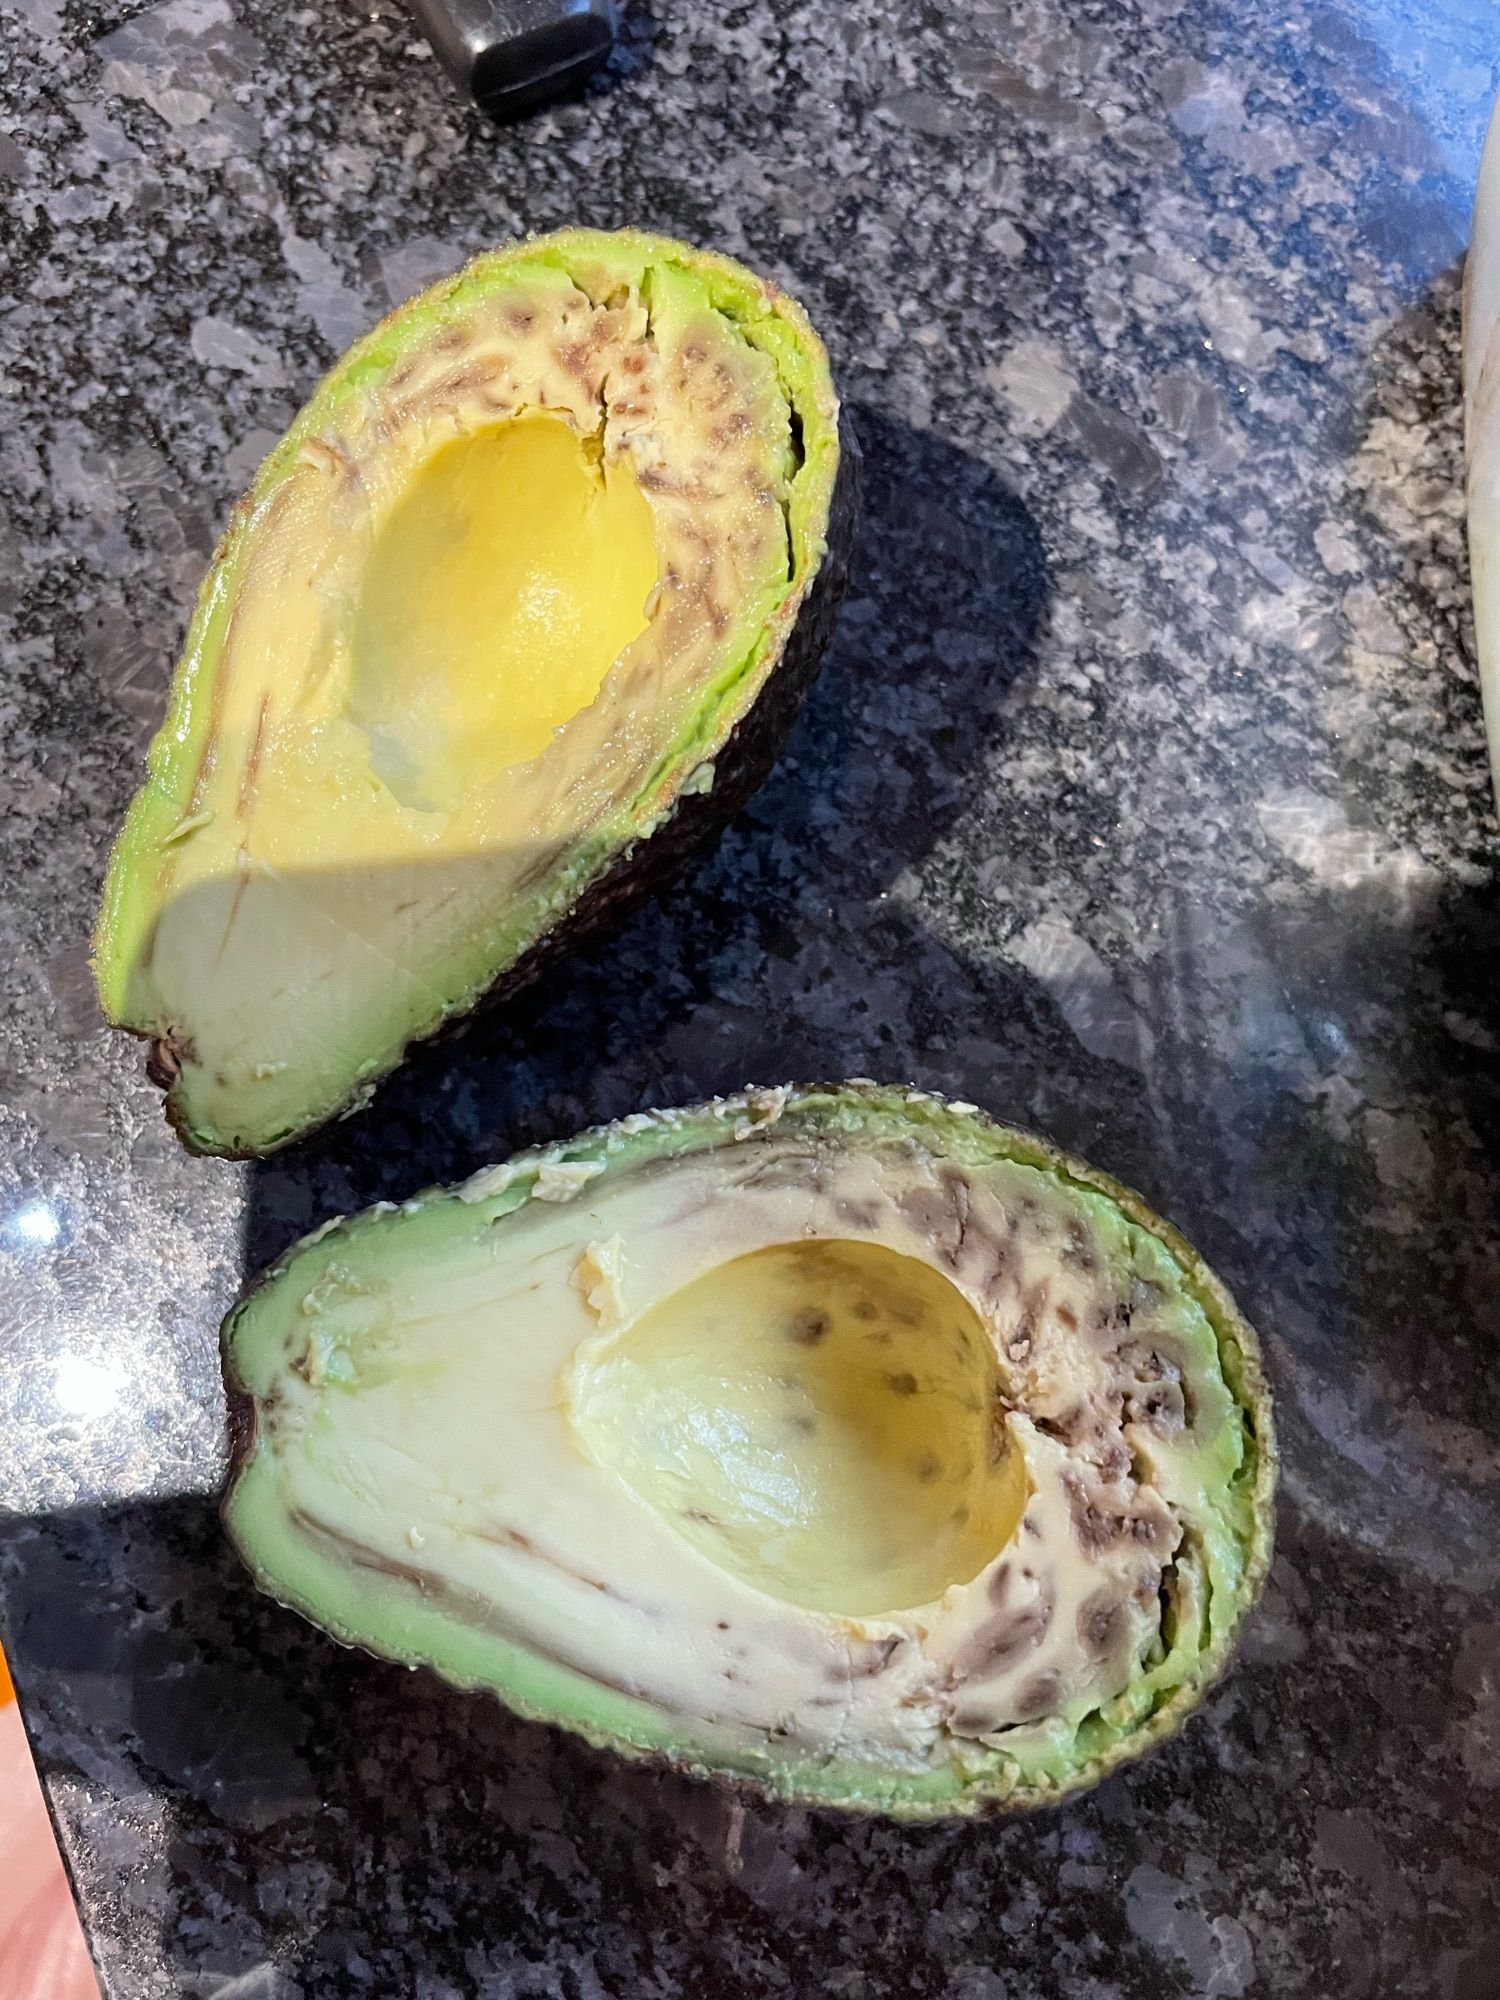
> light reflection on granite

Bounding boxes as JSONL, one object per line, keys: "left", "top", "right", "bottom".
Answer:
{"left": 2, "top": 0, "right": 1500, "bottom": 1994}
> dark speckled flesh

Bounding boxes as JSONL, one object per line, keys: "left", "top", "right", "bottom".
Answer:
{"left": 143, "top": 424, "right": 859, "bottom": 1160}
{"left": 219, "top": 1082, "right": 1277, "bottom": 1820}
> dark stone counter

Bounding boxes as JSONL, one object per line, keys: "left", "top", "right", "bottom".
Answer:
{"left": 2, "top": 0, "right": 1498, "bottom": 1991}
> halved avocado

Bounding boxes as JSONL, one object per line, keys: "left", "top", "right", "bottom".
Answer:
{"left": 222, "top": 1084, "right": 1276, "bottom": 1817}
{"left": 93, "top": 229, "right": 855, "bottom": 1157}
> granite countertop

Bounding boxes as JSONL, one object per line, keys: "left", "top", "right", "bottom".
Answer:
{"left": 3, "top": 0, "right": 1500, "bottom": 1993}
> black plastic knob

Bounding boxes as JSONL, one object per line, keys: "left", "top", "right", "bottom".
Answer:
{"left": 406, "top": 0, "right": 616, "bottom": 120}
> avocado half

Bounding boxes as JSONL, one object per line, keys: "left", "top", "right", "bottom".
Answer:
{"left": 222, "top": 1084, "right": 1276, "bottom": 1817}
{"left": 93, "top": 229, "right": 855, "bottom": 1157}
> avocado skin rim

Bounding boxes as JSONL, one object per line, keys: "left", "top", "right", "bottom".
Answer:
{"left": 149, "top": 434, "right": 858, "bottom": 1159}
{"left": 103, "top": 227, "right": 860, "bottom": 1159}
{"left": 220, "top": 1081, "right": 1277, "bottom": 1821}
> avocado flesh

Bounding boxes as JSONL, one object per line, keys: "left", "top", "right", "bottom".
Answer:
{"left": 93, "top": 231, "right": 843, "bottom": 1156}
{"left": 223, "top": 1085, "right": 1276, "bottom": 1816}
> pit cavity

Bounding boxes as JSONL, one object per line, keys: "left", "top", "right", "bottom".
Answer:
{"left": 350, "top": 412, "right": 659, "bottom": 811}
{"left": 570, "top": 1239, "right": 1025, "bottom": 1617}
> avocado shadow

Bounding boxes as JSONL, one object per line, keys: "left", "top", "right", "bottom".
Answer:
{"left": 0, "top": 1479, "right": 1411, "bottom": 1999}
{"left": 237, "top": 406, "right": 1051, "bottom": 1271}
{"left": 63, "top": 408, "right": 1052, "bottom": 1990}
{"left": 19, "top": 291, "right": 1500, "bottom": 1994}
{"left": 109, "top": 277, "right": 1500, "bottom": 1999}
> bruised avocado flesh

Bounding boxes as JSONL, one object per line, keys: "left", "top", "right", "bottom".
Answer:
{"left": 222, "top": 1085, "right": 1276, "bottom": 1817}
{"left": 93, "top": 230, "right": 846, "bottom": 1157}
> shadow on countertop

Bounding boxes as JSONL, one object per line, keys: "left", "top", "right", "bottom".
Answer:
{"left": 0, "top": 1477, "right": 1486, "bottom": 1998}
{"left": 189, "top": 298, "right": 1500, "bottom": 1998}
{"left": 236, "top": 405, "right": 1054, "bottom": 1268}
{"left": 5, "top": 407, "right": 1072, "bottom": 2000}
{"left": 9, "top": 311, "right": 1500, "bottom": 1997}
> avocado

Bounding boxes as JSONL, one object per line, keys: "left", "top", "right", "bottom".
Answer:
{"left": 222, "top": 1083, "right": 1276, "bottom": 1817}
{"left": 93, "top": 230, "right": 855, "bottom": 1157}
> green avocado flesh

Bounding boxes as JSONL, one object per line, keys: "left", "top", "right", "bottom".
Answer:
{"left": 222, "top": 1084, "right": 1276, "bottom": 1817}
{"left": 93, "top": 229, "right": 843, "bottom": 1156}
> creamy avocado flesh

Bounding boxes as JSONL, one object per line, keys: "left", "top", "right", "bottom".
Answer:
{"left": 223, "top": 1086, "right": 1275, "bottom": 1815}
{"left": 94, "top": 230, "right": 842, "bottom": 1156}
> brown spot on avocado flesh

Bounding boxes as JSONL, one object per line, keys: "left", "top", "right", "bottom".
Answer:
{"left": 788, "top": 1308, "right": 830, "bottom": 1346}
{"left": 1012, "top": 1671, "right": 1063, "bottom": 1723}
{"left": 1119, "top": 1341, "right": 1188, "bottom": 1433}
{"left": 1078, "top": 1590, "right": 1128, "bottom": 1660}
{"left": 287, "top": 1508, "right": 656, "bottom": 1705}
{"left": 469, "top": 1521, "right": 622, "bottom": 1598}
{"left": 1063, "top": 1471, "right": 1176, "bottom": 1559}
{"left": 952, "top": 1566, "right": 1056, "bottom": 1682}
{"left": 237, "top": 691, "right": 272, "bottom": 821}
{"left": 848, "top": 1635, "right": 904, "bottom": 1678}
{"left": 146, "top": 1029, "right": 196, "bottom": 1089}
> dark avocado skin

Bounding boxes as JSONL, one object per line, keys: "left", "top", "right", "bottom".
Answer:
{"left": 155, "top": 420, "right": 860, "bottom": 1159}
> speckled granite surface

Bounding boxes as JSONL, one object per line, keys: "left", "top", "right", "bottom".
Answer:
{"left": 2, "top": 0, "right": 1500, "bottom": 1992}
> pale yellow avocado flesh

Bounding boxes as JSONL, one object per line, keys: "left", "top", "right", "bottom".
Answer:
{"left": 95, "top": 233, "right": 837, "bottom": 1154}
{"left": 223, "top": 1088, "right": 1275, "bottom": 1814}
{"left": 351, "top": 415, "right": 660, "bottom": 808}
{"left": 576, "top": 1238, "right": 1029, "bottom": 1616}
